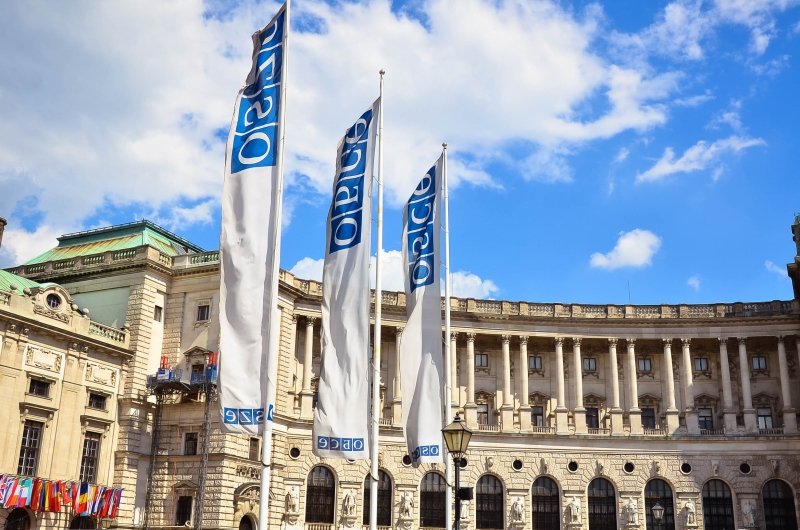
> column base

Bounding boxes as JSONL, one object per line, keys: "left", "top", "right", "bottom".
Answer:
{"left": 610, "top": 408, "right": 624, "bottom": 435}
{"left": 300, "top": 391, "right": 314, "bottom": 420}
{"left": 392, "top": 399, "right": 403, "bottom": 424}
{"left": 500, "top": 405, "right": 515, "bottom": 433}
{"left": 782, "top": 408, "right": 797, "bottom": 433}
{"left": 723, "top": 409, "right": 738, "bottom": 431}
{"left": 628, "top": 408, "right": 642, "bottom": 435}
{"left": 464, "top": 402, "right": 478, "bottom": 429}
{"left": 555, "top": 407, "right": 570, "bottom": 435}
{"left": 743, "top": 408, "right": 757, "bottom": 432}
{"left": 685, "top": 410, "right": 699, "bottom": 434}
{"left": 573, "top": 407, "right": 587, "bottom": 434}
{"left": 665, "top": 409, "right": 680, "bottom": 434}
{"left": 518, "top": 405, "right": 532, "bottom": 432}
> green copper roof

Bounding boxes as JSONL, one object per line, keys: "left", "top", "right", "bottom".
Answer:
{"left": 0, "top": 269, "right": 47, "bottom": 293}
{"left": 25, "top": 220, "right": 205, "bottom": 265}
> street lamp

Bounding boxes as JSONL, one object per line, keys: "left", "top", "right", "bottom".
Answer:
{"left": 442, "top": 414, "right": 473, "bottom": 530}
{"left": 651, "top": 502, "right": 665, "bottom": 524}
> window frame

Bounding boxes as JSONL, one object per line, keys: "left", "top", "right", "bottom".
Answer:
{"left": 757, "top": 407, "right": 774, "bottom": 429}
{"left": 531, "top": 406, "right": 545, "bottom": 427}
{"left": 184, "top": 432, "right": 199, "bottom": 456}
{"left": 528, "top": 355, "right": 543, "bottom": 371}
{"left": 87, "top": 392, "right": 108, "bottom": 410}
{"left": 196, "top": 302, "right": 211, "bottom": 323}
{"left": 175, "top": 495, "right": 193, "bottom": 526}
{"left": 694, "top": 357, "right": 710, "bottom": 373}
{"left": 28, "top": 378, "right": 51, "bottom": 398}
{"left": 751, "top": 355, "right": 767, "bottom": 371}
{"left": 153, "top": 305, "right": 163, "bottom": 322}
{"left": 79, "top": 431, "right": 102, "bottom": 483}
{"left": 641, "top": 407, "right": 656, "bottom": 429}
{"left": 582, "top": 357, "right": 597, "bottom": 372}
{"left": 637, "top": 357, "right": 652, "bottom": 373}
{"left": 420, "top": 472, "right": 447, "bottom": 528}
{"left": 475, "top": 353, "right": 489, "bottom": 369}
{"left": 698, "top": 407, "right": 714, "bottom": 430}
{"left": 17, "top": 419, "right": 44, "bottom": 476}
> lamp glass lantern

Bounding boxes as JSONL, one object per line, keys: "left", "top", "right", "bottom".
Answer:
{"left": 441, "top": 414, "right": 473, "bottom": 456}
{"left": 651, "top": 502, "right": 665, "bottom": 522}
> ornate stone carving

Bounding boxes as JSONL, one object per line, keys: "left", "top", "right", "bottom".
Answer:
{"left": 741, "top": 499, "right": 757, "bottom": 528}
{"left": 340, "top": 490, "right": 358, "bottom": 529}
{"left": 85, "top": 364, "right": 117, "bottom": 387}
{"left": 565, "top": 497, "right": 581, "bottom": 528}
{"left": 25, "top": 346, "right": 63, "bottom": 373}
{"left": 623, "top": 497, "right": 638, "bottom": 527}
{"left": 684, "top": 499, "right": 697, "bottom": 527}
{"left": 33, "top": 304, "right": 70, "bottom": 323}
{"left": 396, "top": 491, "right": 414, "bottom": 529}
{"left": 509, "top": 497, "right": 524, "bottom": 527}
{"left": 283, "top": 485, "right": 301, "bottom": 530}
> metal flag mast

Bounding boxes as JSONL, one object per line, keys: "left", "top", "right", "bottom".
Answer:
{"left": 259, "top": 2, "right": 291, "bottom": 529}
{"left": 442, "top": 143, "right": 454, "bottom": 530}
{"left": 369, "top": 68, "right": 386, "bottom": 530}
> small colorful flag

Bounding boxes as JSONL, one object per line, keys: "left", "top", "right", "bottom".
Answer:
{"left": 77, "top": 482, "right": 89, "bottom": 515}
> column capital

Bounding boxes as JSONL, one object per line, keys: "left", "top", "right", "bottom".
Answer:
{"left": 627, "top": 338, "right": 636, "bottom": 346}
{"left": 305, "top": 316, "right": 318, "bottom": 326}
{"left": 777, "top": 335, "right": 785, "bottom": 344}
{"left": 681, "top": 337, "right": 691, "bottom": 346}
{"left": 738, "top": 337, "right": 747, "bottom": 345}
{"left": 608, "top": 337, "right": 618, "bottom": 346}
{"left": 662, "top": 338, "right": 673, "bottom": 346}
{"left": 395, "top": 326, "right": 404, "bottom": 337}
{"left": 572, "top": 337, "right": 582, "bottom": 346}
{"left": 291, "top": 314, "right": 298, "bottom": 324}
{"left": 554, "top": 337, "right": 564, "bottom": 346}
{"left": 519, "top": 336, "right": 528, "bottom": 346}
{"left": 718, "top": 337, "right": 728, "bottom": 345}
{"left": 466, "top": 332, "right": 475, "bottom": 342}
{"left": 501, "top": 335, "right": 510, "bottom": 344}
{"left": 450, "top": 331, "right": 459, "bottom": 341}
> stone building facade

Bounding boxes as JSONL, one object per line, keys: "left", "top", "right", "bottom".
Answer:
{"left": 2, "top": 217, "right": 800, "bottom": 530}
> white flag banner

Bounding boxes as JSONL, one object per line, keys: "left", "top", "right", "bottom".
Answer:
{"left": 400, "top": 155, "right": 445, "bottom": 464}
{"left": 313, "top": 99, "right": 380, "bottom": 459}
{"left": 218, "top": 4, "right": 287, "bottom": 435}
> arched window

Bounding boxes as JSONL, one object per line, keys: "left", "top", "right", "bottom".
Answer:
{"left": 645, "top": 479, "right": 675, "bottom": 530}
{"left": 420, "top": 472, "right": 447, "bottom": 528}
{"left": 588, "top": 478, "right": 617, "bottom": 530}
{"left": 68, "top": 516, "right": 97, "bottom": 529}
{"left": 363, "top": 470, "right": 393, "bottom": 526}
{"left": 306, "top": 466, "right": 336, "bottom": 523}
{"left": 763, "top": 479, "right": 798, "bottom": 530}
{"left": 4, "top": 509, "right": 31, "bottom": 530}
{"left": 239, "top": 514, "right": 256, "bottom": 530}
{"left": 531, "top": 476, "right": 560, "bottom": 529}
{"left": 702, "top": 480, "right": 734, "bottom": 530}
{"left": 476, "top": 475, "right": 504, "bottom": 529}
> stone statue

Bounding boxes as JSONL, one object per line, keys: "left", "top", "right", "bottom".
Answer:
{"left": 741, "top": 499, "right": 756, "bottom": 527}
{"left": 342, "top": 491, "right": 356, "bottom": 517}
{"left": 510, "top": 497, "right": 524, "bottom": 523}
{"left": 460, "top": 499, "right": 470, "bottom": 520}
{"left": 624, "top": 497, "right": 638, "bottom": 525}
{"left": 285, "top": 488, "right": 299, "bottom": 514}
{"left": 566, "top": 497, "right": 581, "bottom": 524}
{"left": 684, "top": 499, "right": 696, "bottom": 525}
{"left": 399, "top": 491, "right": 414, "bottom": 519}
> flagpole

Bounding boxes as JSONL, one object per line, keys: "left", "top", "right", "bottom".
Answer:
{"left": 259, "top": 2, "right": 290, "bottom": 530}
{"left": 369, "top": 68, "right": 385, "bottom": 530}
{"left": 442, "top": 142, "right": 455, "bottom": 530}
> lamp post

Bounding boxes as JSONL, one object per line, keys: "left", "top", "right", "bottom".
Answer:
{"left": 442, "top": 414, "right": 473, "bottom": 530}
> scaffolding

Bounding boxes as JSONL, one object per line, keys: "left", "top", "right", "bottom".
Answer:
{"left": 143, "top": 363, "right": 217, "bottom": 530}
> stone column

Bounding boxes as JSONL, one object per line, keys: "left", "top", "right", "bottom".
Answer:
{"left": 392, "top": 327, "right": 403, "bottom": 423}
{"left": 518, "top": 337, "right": 531, "bottom": 431}
{"left": 608, "top": 339, "right": 623, "bottom": 435}
{"left": 777, "top": 337, "right": 797, "bottom": 433}
{"left": 718, "top": 338, "right": 737, "bottom": 431}
{"left": 662, "top": 339, "right": 679, "bottom": 433}
{"left": 464, "top": 333, "right": 477, "bottom": 428}
{"left": 450, "top": 332, "right": 459, "bottom": 418}
{"left": 572, "top": 338, "right": 586, "bottom": 433}
{"left": 738, "top": 338, "right": 757, "bottom": 432}
{"left": 681, "top": 339, "right": 699, "bottom": 434}
{"left": 554, "top": 337, "right": 569, "bottom": 434}
{"left": 627, "top": 339, "right": 642, "bottom": 434}
{"left": 300, "top": 317, "right": 315, "bottom": 419}
{"left": 500, "top": 335, "right": 514, "bottom": 432}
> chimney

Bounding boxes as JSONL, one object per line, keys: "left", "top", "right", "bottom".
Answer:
{"left": 0, "top": 217, "right": 6, "bottom": 250}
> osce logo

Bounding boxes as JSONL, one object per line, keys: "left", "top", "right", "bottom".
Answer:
{"left": 412, "top": 444, "right": 440, "bottom": 461}
{"left": 317, "top": 436, "right": 365, "bottom": 452}
{"left": 223, "top": 407, "right": 265, "bottom": 426}
{"left": 329, "top": 109, "right": 373, "bottom": 254}
{"left": 231, "top": 11, "right": 285, "bottom": 174}
{"left": 406, "top": 166, "right": 437, "bottom": 292}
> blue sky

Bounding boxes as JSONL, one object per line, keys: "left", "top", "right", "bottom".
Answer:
{"left": 1, "top": 0, "right": 798, "bottom": 304}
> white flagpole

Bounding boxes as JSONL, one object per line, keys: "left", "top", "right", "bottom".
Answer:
{"left": 442, "top": 143, "right": 454, "bottom": 530}
{"left": 259, "top": 2, "right": 290, "bottom": 529}
{"left": 369, "top": 69, "right": 385, "bottom": 530}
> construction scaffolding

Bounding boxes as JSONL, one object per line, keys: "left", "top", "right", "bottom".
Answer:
{"left": 143, "top": 356, "right": 217, "bottom": 530}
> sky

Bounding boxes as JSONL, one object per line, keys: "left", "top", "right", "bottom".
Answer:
{"left": 1, "top": 0, "right": 799, "bottom": 305}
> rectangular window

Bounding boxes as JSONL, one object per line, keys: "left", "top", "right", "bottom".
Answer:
{"left": 586, "top": 407, "right": 599, "bottom": 429}
{"left": 88, "top": 392, "right": 107, "bottom": 410}
{"left": 531, "top": 406, "right": 544, "bottom": 427}
{"left": 637, "top": 358, "right": 652, "bottom": 372}
{"left": 477, "top": 403, "right": 489, "bottom": 425}
{"left": 475, "top": 353, "right": 489, "bottom": 368}
{"left": 153, "top": 305, "right": 163, "bottom": 322}
{"left": 28, "top": 378, "right": 51, "bottom": 397}
{"left": 641, "top": 408, "right": 656, "bottom": 429}
{"left": 752, "top": 356, "right": 767, "bottom": 371}
{"left": 196, "top": 304, "right": 210, "bottom": 322}
{"left": 757, "top": 407, "right": 773, "bottom": 429}
{"left": 694, "top": 357, "right": 710, "bottom": 372}
{"left": 249, "top": 438, "right": 260, "bottom": 461}
{"left": 698, "top": 407, "right": 714, "bottom": 430}
{"left": 190, "top": 364, "right": 205, "bottom": 384}
{"left": 79, "top": 432, "right": 101, "bottom": 483}
{"left": 528, "top": 355, "right": 542, "bottom": 370}
{"left": 176, "top": 496, "right": 193, "bottom": 526}
{"left": 582, "top": 357, "right": 597, "bottom": 372}
{"left": 184, "top": 432, "right": 198, "bottom": 456}
{"left": 17, "top": 420, "right": 43, "bottom": 475}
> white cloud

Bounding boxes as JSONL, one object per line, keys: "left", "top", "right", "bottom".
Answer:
{"left": 674, "top": 91, "right": 715, "bottom": 107}
{"left": 614, "top": 147, "right": 630, "bottom": 163}
{"left": 765, "top": 260, "right": 788, "bottom": 278}
{"left": 0, "top": 0, "right": 683, "bottom": 258}
{"left": 288, "top": 251, "right": 499, "bottom": 298}
{"left": 712, "top": 0, "right": 800, "bottom": 55}
{"left": 590, "top": 229, "right": 662, "bottom": 270}
{"left": 687, "top": 275, "right": 701, "bottom": 291}
{"left": 0, "top": 224, "right": 71, "bottom": 267}
{"left": 636, "top": 135, "right": 765, "bottom": 183}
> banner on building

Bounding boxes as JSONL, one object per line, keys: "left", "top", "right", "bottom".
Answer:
{"left": 400, "top": 155, "right": 445, "bottom": 464}
{"left": 218, "top": 3, "right": 288, "bottom": 435}
{"left": 313, "top": 99, "right": 381, "bottom": 459}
